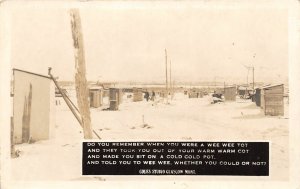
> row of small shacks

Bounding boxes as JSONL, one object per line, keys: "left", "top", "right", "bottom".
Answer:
{"left": 186, "top": 84, "right": 285, "bottom": 116}
{"left": 225, "top": 84, "right": 285, "bottom": 116}
{"left": 88, "top": 87, "right": 123, "bottom": 110}
{"left": 11, "top": 69, "right": 146, "bottom": 145}
{"left": 88, "top": 87, "right": 143, "bottom": 110}
{"left": 236, "top": 84, "right": 285, "bottom": 116}
{"left": 255, "top": 84, "right": 285, "bottom": 116}
{"left": 187, "top": 86, "right": 236, "bottom": 101}
{"left": 11, "top": 68, "right": 285, "bottom": 146}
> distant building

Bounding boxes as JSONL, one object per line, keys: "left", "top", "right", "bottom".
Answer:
{"left": 89, "top": 86, "right": 103, "bottom": 108}
{"left": 188, "top": 88, "right": 200, "bottom": 98}
{"left": 260, "top": 84, "right": 284, "bottom": 116}
{"left": 254, "top": 88, "right": 261, "bottom": 106}
{"left": 12, "top": 69, "right": 55, "bottom": 144}
{"left": 237, "top": 86, "right": 253, "bottom": 96}
{"left": 224, "top": 86, "right": 236, "bottom": 101}
{"left": 109, "top": 88, "right": 122, "bottom": 110}
{"left": 133, "top": 87, "right": 143, "bottom": 102}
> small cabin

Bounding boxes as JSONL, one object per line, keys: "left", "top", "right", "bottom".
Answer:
{"left": 89, "top": 86, "right": 103, "bottom": 108}
{"left": 109, "top": 88, "right": 119, "bottom": 110}
{"left": 254, "top": 88, "right": 261, "bottom": 106}
{"left": 261, "top": 84, "right": 284, "bottom": 116}
{"left": 224, "top": 86, "right": 236, "bottom": 101}
{"left": 12, "top": 69, "right": 55, "bottom": 144}
{"left": 188, "top": 88, "right": 201, "bottom": 98}
{"left": 133, "top": 87, "right": 143, "bottom": 102}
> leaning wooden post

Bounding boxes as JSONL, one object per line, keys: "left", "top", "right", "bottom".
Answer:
{"left": 70, "top": 9, "right": 93, "bottom": 139}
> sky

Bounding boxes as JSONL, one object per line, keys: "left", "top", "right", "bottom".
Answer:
{"left": 8, "top": 2, "right": 288, "bottom": 84}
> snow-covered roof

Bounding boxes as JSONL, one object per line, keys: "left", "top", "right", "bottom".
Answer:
{"left": 89, "top": 86, "right": 103, "bottom": 90}
{"left": 261, "top": 84, "right": 283, "bottom": 89}
{"left": 238, "top": 86, "right": 253, "bottom": 90}
{"left": 13, "top": 68, "right": 51, "bottom": 79}
{"left": 224, "top": 85, "right": 236, "bottom": 88}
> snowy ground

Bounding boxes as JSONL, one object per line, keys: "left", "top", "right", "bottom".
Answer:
{"left": 11, "top": 92, "right": 289, "bottom": 181}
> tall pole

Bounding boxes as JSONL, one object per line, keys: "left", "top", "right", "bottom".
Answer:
{"left": 70, "top": 9, "right": 93, "bottom": 139}
{"left": 252, "top": 67, "right": 255, "bottom": 90}
{"left": 48, "top": 68, "right": 101, "bottom": 139}
{"left": 165, "top": 48, "right": 168, "bottom": 103}
{"left": 169, "top": 60, "right": 172, "bottom": 96}
{"left": 246, "top": 69, "right": 249, "bottom": 87}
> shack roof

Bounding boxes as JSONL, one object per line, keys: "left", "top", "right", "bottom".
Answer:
{"left": 89, "top": 86, "right": 103, "bottom": 90}
{"left": 224, "top": 86, "right": 236, "bottom": 89}
{"left": 238, "top": 86, "right": 253, "bottom": 90}
{"left": 261, "top": 84, "right": 284, "bottom": 89}
{"left": 13, "top": 68, "right": 51, "bottom": 79}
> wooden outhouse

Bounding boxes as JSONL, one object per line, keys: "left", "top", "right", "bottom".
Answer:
{"left": 133, "top": 87, "right": 143, "bottom": 102}
{"left": 89, "top": 86, "right": 103, "bottom": 108}
{"left": 118, "top": 88, "right": 123, "bottom": 105}
{"left": 109, "top": 88, "right": 119, "bottom": 110}
{"left": 254, "top": 88, "right": 261, "bottom": 106}
{"left": 237, "top": 86, "right": 247, "bottom": 96}
{"left": 12, "top": 69, "right": 55, "bottom": 144}
{"left": 214, "top": 88, "right": 224, "bottom": 95}
{"left": 188, "top": 88, "right": 203, "bottom": 98}
{"left": 261, "top": 84, "right": 284, "bottom": 116}
{"left": 224, "top": 86, "right": 236, "bottom": 101}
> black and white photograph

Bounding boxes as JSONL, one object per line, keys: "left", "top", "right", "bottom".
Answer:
{"left": 0, "top": 1, "right": 300, "bottom": 189}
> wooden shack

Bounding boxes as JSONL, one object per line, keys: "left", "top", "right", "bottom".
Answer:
{"left": 102, "top": 89, "right": 109, "bottom": 98}
{"left": 89, "top": 86, "right": 103, "bottom": 108}
{"left": 133, "top": 87, "right": 143, "bottom": 102}
{"left": 237, "top": 86, "right": 247, "bottom": 96}
{"left": 261, "top": 84, "right": 284, "bottom": 116}
{"left": 188, "top": 88, "right": 200, "bottom": 98}
{"left": 12, "top": 69, "right": 55, "bottom": 144}
{"left": 214, "top": 88, "right": 224, "bottom": 95}
{"left": 109, "top": 88, "right": 119, "bottom": 110}
{"left": 159, "top": 91, "right": 166, "bottom": 98}
{"left": 118, "top": 88, "right": 123, "bottom": 105}
{"left": 254, "top": 88, "right": 261, "bottom": 106}
{"left": 224, "top": 86, "right": 236, "bottom": 101}
{"left": 199, "top": 91, "right": 204, "bottom": 98}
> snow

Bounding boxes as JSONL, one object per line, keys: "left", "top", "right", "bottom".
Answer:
{"left": 11, "top": 92, "right": 289, "bottom": 181}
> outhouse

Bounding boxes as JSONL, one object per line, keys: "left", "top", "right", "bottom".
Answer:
{"left": 254, "top": 88, "right": 261, "bottom": 106}
{"left": 188, "top": 88, "right": 200, "bottom": 98}
{"left": 12, "top": 69, "right": 55, "bottom": 144}
{"left": 89, "top": 86, "right": 103, "bottom": 108}
{"left": 224, "top": 86, "right": 236, "bottom": 101}
{"left": 261, "top": 84, "right": 284, "bottom": 116}
{"left": 109, "top": 88, "right": 120, "bottom": 110}
{"left": 133, "top": 87, "right": 143, "bottom": 102}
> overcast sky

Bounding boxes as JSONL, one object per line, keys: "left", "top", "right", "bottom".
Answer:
{"left": 9, "top": 2, "right": 288, "bottom": 84}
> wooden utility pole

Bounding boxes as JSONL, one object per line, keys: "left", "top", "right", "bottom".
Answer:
{"left": 48, "top": 68, "right": 101, "bottom": 139}
{"left": 165, "top": 48, "right": 168, "bottom": 103}
{"left": 252, "top": 67, "right": 255, "bottom": 90}
{"left": 169, "top": 60, "right": 172, "bottom": 97}
{"left": 224, "top": 82, "right": 226, "bottom": 96}
{"left": 70, "top": 9, "right": 93, "bottom": 139}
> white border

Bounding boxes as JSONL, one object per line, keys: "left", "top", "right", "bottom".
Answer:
{"left": 1, "top": 0, "right": 299, "bottom": 189}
